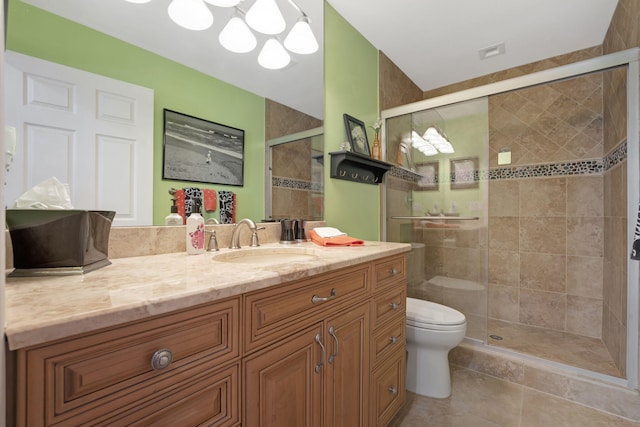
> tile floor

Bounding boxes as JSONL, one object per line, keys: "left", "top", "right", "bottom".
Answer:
{"left": 389, "top": 365, "right": 640, "bottom": 427}
{"left": 487, "top": 319, "right": 621, "bottom": 378}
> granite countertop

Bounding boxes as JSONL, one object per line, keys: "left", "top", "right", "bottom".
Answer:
{"left": 5, "top": 241, "right": 411, "bottom": 351}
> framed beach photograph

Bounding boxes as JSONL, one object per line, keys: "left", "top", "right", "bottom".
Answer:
{"left": 343, "top": 113, "right": 370, "bottom": 156}
{"left": 450, "top": 157, "right": 479, "bottom": 190}
{"left": 414, "top": 161, "right": 439, "bottom": 191}
{"left": 162, "top": 109, "right": 244, "bottom": 186}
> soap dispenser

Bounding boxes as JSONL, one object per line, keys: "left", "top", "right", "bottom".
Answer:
{"left": 186, "top": 199, "right": 205, "bottom": 255}
{"left": 165, "top": 199, "right": 183, "bottom": 225}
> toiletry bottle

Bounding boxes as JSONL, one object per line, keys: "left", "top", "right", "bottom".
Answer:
{"left": 186, "top": 199, "right": 205, "bottom": 254}
{"left": 165, "top": 199, "right": 183, "bottom": 225}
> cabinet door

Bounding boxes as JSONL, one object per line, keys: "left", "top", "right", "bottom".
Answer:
{"left": 244, "top": 324, "right": 324, "bottom": 427}
{"left": 324, "top": 302, "right": 370, "bottom": 427}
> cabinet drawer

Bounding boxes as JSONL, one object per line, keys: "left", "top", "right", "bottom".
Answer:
{"left": 374, "top": 255, "right": 406, "bottom": 293}
{"left": 372, "top": 316, "right": 405, "bottom": 367}
{"left": 20, "top": 298, "right": 240, "bottom": 427}
{"left": 96, "top": 361, "right": 240, "bottom": 427}
{"left": 373, "top": 287, "right": 405, "bottom": 329}
{"left": 244, "top": 265, "right": 370, "bottom": 353}
{"left": 371, "top": 348, "right": 406, "bottom": 427}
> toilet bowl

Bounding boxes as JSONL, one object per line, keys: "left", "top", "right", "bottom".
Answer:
{"left": 405, "top": 297, "right": 466, "bottom": 398}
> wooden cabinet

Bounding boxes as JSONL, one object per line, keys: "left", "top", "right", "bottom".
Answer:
{"left": 14, "top": 297, "right": 241, "bottom": 427}
{"left": 11, "top": 254, "right": 407, "bottom": 427}
{"left": 371, "top": 255, "right": 407, "bottom": 427}
{"left": 243, "top": 263, "right": 373, "bottom": 427}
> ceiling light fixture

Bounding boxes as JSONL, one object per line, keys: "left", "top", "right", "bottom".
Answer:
{"left": 284, "top": 15, "right": 318, "bottom": 54}
{"left": 219, "top": 10, "right": 257, "bottom": 53}
{"left": 258, "top": 38, "right": 291, "bottom": 70}
{"left": 125, "top": 0, "right": 318, "bottom": 70}
{"left": 245, "top": 0, "right": 286, "bottom": 35}
{"left": 204, "top": 0, "right": 240, "bottom": 6}
{"left": 168, "top": 0, "right": 213, "bottom": 31}
{"left": 410, "top": 127, "right": 455, "bottom": 156}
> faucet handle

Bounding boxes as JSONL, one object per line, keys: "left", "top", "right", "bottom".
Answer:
{"left": 250, "top": 227, "right": 266, "bottom": 247}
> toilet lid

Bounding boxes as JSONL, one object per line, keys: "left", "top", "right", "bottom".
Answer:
{"left": 406, "top": 297, "right": 466, "bottom": 326}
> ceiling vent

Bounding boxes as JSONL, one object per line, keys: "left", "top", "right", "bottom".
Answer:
{"left": 478, "top": 42, "right": 506, "bottom": 60}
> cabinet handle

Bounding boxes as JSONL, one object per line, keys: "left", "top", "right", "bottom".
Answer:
{"left": 389, "top": 268, "right": 399, "bottom": 275}
{"left": 328, "top": 326, "right": 339, "bottom": 364}
{"left": 389, "top": 336, "right": 399, "bottom": 344}
{"left": 389, "top": 302, "right": 400, "bottom": 309}
{"left": 150, "top": 348, "right": 173, "bottom": 371}
{"left": 388, "top": 386, "right": 398, "bottom": 395}
{"left": 311, "top": 288, "right": 337, "bottom": 304}
{"left": 314, "top": 334, "right": 325, "bottom": 373}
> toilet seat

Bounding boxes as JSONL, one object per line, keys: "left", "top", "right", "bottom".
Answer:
{"left": 406, "top": 297, "right": 466, "bottom": 331}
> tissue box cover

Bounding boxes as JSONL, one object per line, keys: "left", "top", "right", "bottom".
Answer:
{"left": 6, "top": 209, "right": 116, "bottom": 275}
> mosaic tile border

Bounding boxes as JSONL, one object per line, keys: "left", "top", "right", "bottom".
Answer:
{"left": 389, "top": 141, "right": 627, "bottom": 184}
{"left": 272, "top": 176, "right": 322, "bottom": 192}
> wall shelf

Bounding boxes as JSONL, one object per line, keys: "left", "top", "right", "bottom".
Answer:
{"left": 329, "top": 151, "right": 393, "bottom": 185}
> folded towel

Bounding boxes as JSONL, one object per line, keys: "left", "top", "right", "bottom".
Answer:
{"left": 313, "top": 227, "right": 347, "bottom": 238}
{"left": 203, "top": 189, "right": 217, "bottom": 212}
{"left": 308, "top": 229, "right": 364, "bottom": 247}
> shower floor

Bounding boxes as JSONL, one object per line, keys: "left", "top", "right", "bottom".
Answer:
{"left": 487, "top": 319, "right": 622, "bottom": 378}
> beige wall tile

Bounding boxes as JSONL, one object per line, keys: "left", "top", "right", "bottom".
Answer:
{"left": 489, "top": 284, "right": 519, "bottom": 322}
{"left": 520, "top": 289, "right": 566, "bottom": 330}
{"left": 566, "top": 175, "right": 604, "bottom": 217}
{"left": 567, "top": 217, "right": 604, "bottom": 257}
{"left": 519, "top": 178, "right": 566, "bottom": 217}
{"left": 489, "top": 249, "right": 520, "bottom": 286}
{"left": 489, "top": 217, "right": 519, "bottom": 251}
{"left": 519, "top": 217, "right": 566, "bottom": 254}
{"left": 520, "top": 252, "right": 566, "bottom": 293}
{"left": 489, "top": 180, "right": 519, "bottom": 217}
{"left": 566, "top": 295, "right": 602, "bottom": 338}
{"left": 566, "top": 256, "right": 603, "bottom": 298}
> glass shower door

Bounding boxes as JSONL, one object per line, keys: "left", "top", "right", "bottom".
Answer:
{"left": 384, "top": 97, "right": 489, "bottom": 342}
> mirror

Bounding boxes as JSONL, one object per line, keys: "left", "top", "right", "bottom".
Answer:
{"left": 5, "top": 0, "right": 324, "bottom": 224}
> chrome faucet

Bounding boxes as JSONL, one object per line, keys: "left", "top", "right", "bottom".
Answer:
{"left": 229, "top": 218, "right": 264, "bottom": 249}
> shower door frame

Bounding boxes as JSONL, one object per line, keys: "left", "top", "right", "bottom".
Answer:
{"left": 380, "top": 48, "right": 640, "bottom": 389}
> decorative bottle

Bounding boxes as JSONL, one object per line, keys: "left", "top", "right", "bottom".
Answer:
{"left": 371, "top": 133, "right": 381, "bottom": 160}
{"left": 186, "top": 199, "right": 205, "bottom": 255}
{"left": 165, "top": 199, "right": 183, "bottom": 225}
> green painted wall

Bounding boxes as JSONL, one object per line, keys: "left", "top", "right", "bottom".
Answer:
{"left": 6, "top": 1, "right": 265, "bottom": 225}
{"left": 324, "top": 3, "right": 380, "bottom": 240}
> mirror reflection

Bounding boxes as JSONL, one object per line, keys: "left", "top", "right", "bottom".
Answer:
{"left": 4, "top": 0, "right": 324, "bottom": 225}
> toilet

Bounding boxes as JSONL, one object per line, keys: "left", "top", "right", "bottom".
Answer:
{"left": 405, "top": 297, "right": 466, "bottom": 398}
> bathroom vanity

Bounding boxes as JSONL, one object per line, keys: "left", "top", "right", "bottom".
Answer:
{"left": 5, "top": 240, "right": 409, "bottom": 426}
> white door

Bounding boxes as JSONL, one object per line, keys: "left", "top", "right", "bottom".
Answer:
{"left": 4, "top": 51, "right": 154, "bottom": 226}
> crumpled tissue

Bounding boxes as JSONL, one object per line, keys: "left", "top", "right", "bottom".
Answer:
{"left": 14, "top": 176, "right": 74, "bottom": 209}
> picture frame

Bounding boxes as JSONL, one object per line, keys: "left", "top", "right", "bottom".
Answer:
{"left": 343, "top": 114, "right": 370, "bottom": 156}
{"left": 162, "top": 109, "right": 244, "bottom": 186}
{"left": 450, "top": 157, "right": 479, "bottom": 190}
{"left": 414, "top": 161, "right": 439, "bottom": 191}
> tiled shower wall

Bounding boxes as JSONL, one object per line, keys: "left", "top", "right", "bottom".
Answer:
{"left": 487, "top": 67, "right": 627, "bottom": 375}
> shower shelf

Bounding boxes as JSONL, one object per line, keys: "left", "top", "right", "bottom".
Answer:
{"left": 329, "top": 151, "right": 393, "bottom": 185}
{"left": 391, "top": 216, "right": 480, "bottom": 220}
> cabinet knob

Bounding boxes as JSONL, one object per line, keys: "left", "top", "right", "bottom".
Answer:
{"left": 389, "top": 302, "right": 400, "bottom": 309}
{"left": 151, "top": 348, "right": 173, "bottom": 371}
{"left": 389, "top": 268, "right": 399, "bottom": 275}
{"left": 389, "top": 336, "right": 399, "bottom": 344}
{"left": 388, "top": 386, "right": 398, "bottom": 395}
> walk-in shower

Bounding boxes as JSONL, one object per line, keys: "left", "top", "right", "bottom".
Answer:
{"left": 382, "top": 49, "right": 640, "bottom": 388}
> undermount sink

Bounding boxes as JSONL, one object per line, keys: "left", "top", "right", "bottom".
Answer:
{"left": 211, "top": 246, "right": 320, "bottom": 265}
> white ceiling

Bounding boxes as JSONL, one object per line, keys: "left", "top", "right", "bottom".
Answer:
{"left": 328, "top": 0, "right": 619, "bottom": 92}
{"left": 20, "top": 0, "right": 619, "bottom": 119}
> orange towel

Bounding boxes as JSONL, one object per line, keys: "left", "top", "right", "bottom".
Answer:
{"left": 308, "top": 229, "right": 364, "bottom": 247}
